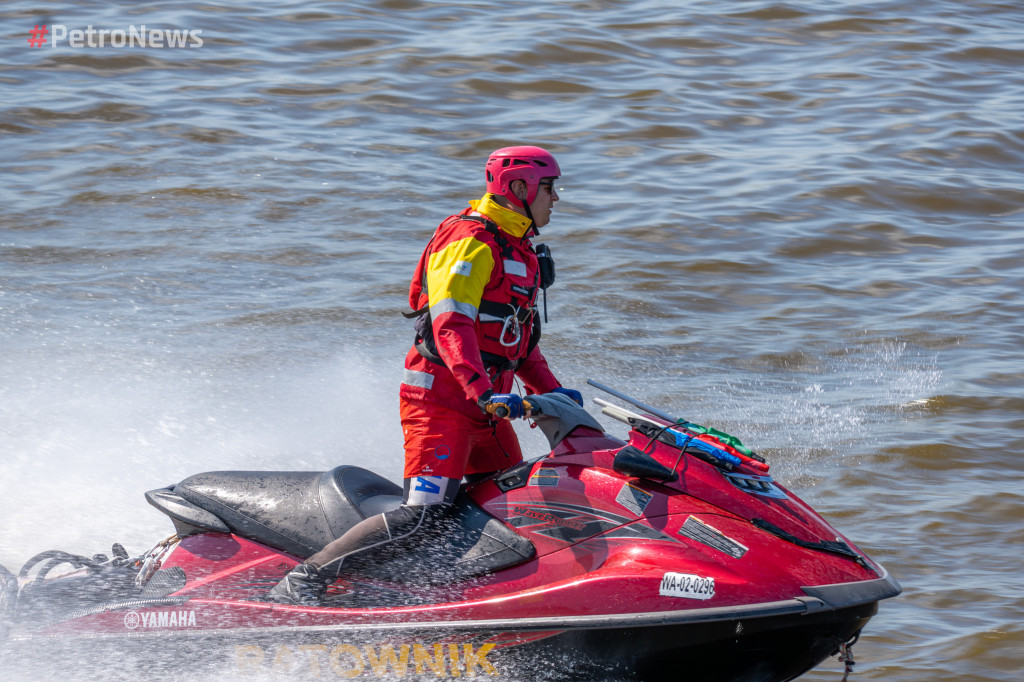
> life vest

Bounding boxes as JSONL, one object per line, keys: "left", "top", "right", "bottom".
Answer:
{"left": 407, "top": 212, "right": 542, "bottom": 373}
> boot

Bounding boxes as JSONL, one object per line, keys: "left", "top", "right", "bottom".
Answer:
{"left": 266, "top": 563, "right": 328, "bottom": 605}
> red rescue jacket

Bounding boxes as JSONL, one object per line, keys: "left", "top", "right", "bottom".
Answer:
{"left": 400, "top": 195, "right": 561, "bottom": 417}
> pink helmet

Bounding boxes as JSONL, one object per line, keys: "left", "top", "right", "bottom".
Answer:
{"left": 484, "top": 146, "right": 560, "bottom": 207}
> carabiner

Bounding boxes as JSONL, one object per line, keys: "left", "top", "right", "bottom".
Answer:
{"left": 499, "top": 307, "right": 522, "bottom": 348}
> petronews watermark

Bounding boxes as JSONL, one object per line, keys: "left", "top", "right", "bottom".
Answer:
{"left": 40, "top": 24, "right": 203, "bottom": 48}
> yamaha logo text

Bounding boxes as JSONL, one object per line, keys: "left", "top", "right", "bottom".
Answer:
{"left": 124, "top": 609, "right": 198, "bottom": 629}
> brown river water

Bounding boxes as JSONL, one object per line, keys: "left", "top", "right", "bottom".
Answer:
{"left": 1, "top": 1, "right": 1022, "bottom": 680}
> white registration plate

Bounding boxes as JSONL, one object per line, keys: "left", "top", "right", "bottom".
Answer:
{"left": 659, "top": 572, "right": 715, "bottom": 600}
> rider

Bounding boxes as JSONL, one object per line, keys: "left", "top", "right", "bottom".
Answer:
{"left": 268, "top": 145, "right": 582, "bottom": 604}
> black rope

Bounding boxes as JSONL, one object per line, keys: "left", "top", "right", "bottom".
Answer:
{"left": 18, "top": 550, "right": 94, "bottom": 580}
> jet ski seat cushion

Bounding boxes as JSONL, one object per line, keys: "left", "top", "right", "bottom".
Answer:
{"left": 146, "top": 465, "right": 535, "bottom": 581}
{"left": 167, "top": 466, "right": 402, "bottom": 558}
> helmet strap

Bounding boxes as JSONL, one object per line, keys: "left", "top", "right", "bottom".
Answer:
{"left": 520, "top": 194, "right": 539, "bottom": 236}
{"left": 509, "top": 180, "right": 538, "bottom": 236}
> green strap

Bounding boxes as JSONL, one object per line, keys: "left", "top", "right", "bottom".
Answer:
{"left": 676, "top": 419, "right": 753, "bottom": 456}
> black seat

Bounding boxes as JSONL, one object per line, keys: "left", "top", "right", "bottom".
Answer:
{"left": 149, "top": 465, "right": 402, "bottom": 558}
{"left": 145, "top": 465, "right": 535, "bottom": 581}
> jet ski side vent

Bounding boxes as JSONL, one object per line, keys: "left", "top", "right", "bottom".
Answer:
{"left": 722, "top": 472, "right": 788, "bottom": 499}
{"left": 678, "top": 516, "right": 749, "bottom": 559}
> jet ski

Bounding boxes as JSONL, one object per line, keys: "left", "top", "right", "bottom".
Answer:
{"left": 0, "top": 381, "right": 900, "bottom": 681}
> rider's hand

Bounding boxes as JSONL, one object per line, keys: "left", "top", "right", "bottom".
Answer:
{"left": 552, "top": 387, "right": 584, "bottom": 406}
{"left": 486, "top": 393, "right": 525, "bottom": 420}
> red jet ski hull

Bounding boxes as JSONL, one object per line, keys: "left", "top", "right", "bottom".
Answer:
{"left": 1, "top": 390, "right": 899, "bottom": 681}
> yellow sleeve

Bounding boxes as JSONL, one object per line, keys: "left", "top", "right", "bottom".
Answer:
{"left": 425, "top": 236, "right": 495, "bottom": 320}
